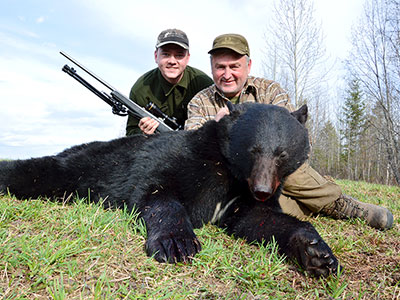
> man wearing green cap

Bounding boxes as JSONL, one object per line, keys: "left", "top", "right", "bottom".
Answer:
{"left": 126, "top": 29, "right": 213, "bottom": 135}
{"left": 184, "top": 33, "right": 393, "bottom": 230}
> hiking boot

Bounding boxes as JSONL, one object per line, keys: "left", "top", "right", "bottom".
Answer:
{"left": 321, "top": 194, "right": 394, "bottom": 230}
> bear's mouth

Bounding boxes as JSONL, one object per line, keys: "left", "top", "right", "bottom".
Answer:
{"left": 253, "top": 190, "right": 273, "bottom": 202}
{"left": 251, "top": 179, "right": 281, "bottom": 202}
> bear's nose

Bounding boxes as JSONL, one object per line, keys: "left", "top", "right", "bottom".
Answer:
{"left": 253, "top": 186, "right": 273, "bottom": 202}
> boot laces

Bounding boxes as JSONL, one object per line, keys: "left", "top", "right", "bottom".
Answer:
{"left": 337, "top": 195, "right": 369, "bottom": 219}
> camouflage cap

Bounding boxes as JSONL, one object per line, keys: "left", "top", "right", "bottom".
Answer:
{"left": 156, "top": 29, "right": 189, "bottom": 50}
{"left": 208, "top": 33, "right": 250, "bottom": 56}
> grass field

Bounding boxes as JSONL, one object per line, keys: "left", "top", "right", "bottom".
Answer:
{"left": 0, "top": 180, "right": 399, "bottom": 299}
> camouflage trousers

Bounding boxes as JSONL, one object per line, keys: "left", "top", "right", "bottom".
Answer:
{"left": 279, "top": 163, "right": 342, "bottom": 219}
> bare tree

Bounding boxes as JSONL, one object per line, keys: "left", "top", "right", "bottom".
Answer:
{"left": 310, "top": 120, "right": 341, "bottom": 177}
{"left": 262, "top": 0, "right": 333, "bottom": 157}
{"left": 347, "top": 0, "right": 400, "bottom": 185}
{"left": 262, "top": 0, "right": 328, "bottom": 108}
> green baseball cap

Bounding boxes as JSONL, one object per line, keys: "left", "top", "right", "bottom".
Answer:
{"left": 208, "top": 33, "right": 250, "bottom": 56}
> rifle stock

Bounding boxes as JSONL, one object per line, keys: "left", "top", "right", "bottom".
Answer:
{"left": 60, "top": 51, "right": 178, "bottom": 133}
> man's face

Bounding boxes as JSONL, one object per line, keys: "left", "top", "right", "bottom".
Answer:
{"left": 211, "top": 51, "right": 252, "bottom": 98}
{"left": 155, "top": 44, "right": 190, "bottom": 85}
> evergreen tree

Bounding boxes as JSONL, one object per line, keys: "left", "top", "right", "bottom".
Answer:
{"left": 339, "top": 79, "right": 367, "bottom": 179}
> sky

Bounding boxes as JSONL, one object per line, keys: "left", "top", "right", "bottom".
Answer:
{"left": 0, "top": 0, "right": 364, "bottom": 159}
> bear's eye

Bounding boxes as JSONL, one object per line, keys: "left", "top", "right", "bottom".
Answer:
{"left": 275, "top": 151, "right": 289, "bottom": 166}
{"left": 279, "top": 151, "right": 289, "bottom": 161}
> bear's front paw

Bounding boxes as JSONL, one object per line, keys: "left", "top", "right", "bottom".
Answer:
{"left": 145, "top": 234, "right": 202, "bottom": 263}
{"left": 290, "top": 228, "right": 339, "bottom": 277}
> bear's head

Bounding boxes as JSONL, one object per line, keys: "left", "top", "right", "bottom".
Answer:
{"left": 218, "top": 103, "right": 310, "bottom": 202}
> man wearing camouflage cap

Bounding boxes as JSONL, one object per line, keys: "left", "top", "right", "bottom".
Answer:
{"left": 126, "top": 29, "right": 213, "bottom": 135}
{"left": 184, "top": 33, "right": 393, "bottom": 230}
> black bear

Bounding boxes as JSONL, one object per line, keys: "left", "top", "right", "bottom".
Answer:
{"left": 0, "top": 103, "right": 338, "bottom": 277}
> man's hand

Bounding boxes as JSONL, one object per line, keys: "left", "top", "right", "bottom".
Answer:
{"left": 215, "top": 107, "right": 230, "bottom": 122}
{"left": 139, "top": 117, "right": 159, "bottom": 134}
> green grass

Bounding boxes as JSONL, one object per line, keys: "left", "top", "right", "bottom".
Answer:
{"left": 0, "top": 180, "right": 399, "bottom": 299}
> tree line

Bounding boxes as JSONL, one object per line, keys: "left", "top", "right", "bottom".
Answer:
{"left": 263, "top": 0, "right": 400, "bottom": 185}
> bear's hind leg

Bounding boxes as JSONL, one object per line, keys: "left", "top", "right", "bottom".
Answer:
{"left": 139, "top": 198, "right": 202, "bottom": 263}
{"left": 0, "top": 157, "right": 68, "bottom": 199}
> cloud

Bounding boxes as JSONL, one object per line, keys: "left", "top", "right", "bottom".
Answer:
{"left": 0, "top": 32, "right": 130, "bottom": 158}
{"left": 36, "top": 16, "right": 45, "bottom": 23}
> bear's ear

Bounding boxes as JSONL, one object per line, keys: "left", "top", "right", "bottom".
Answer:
{"left": 291, "top": 104, "right": 308, "bottom": 125}
{"left": 225, "top": 100, "right": 243, "bottom": 120}
{"left": 226, "top": 100, "right": 235, "bottom": 113}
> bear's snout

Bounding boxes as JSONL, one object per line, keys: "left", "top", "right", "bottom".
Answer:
{"left": 247, "top": 156, "right": 281, "bottom": 202}
{"left": 253, "top": 185, "right": 273, "bottom": 202}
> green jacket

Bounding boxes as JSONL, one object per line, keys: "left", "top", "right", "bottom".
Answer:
{"left": 126, "top": 66, "right": 213, "bottom": 135}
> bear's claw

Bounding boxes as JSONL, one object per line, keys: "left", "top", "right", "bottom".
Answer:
{"left": 146, "top": 236, "right": 202, "bottom": 263}
{"left": 290, "top": 228, "right": 340, "bottom": 277}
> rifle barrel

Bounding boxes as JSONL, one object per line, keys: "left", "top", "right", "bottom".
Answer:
{"left": 60, "top": 51, "right": 175, "bottom": 132}
{"left": 60, "top": 51, "right": 115, "bottom": 91}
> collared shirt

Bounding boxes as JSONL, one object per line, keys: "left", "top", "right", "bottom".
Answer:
{"left": 184, "top": 76, "right": 294, "bottom": 130}
{"left": 126, "top": 66, "right": 213, "bottom": 135}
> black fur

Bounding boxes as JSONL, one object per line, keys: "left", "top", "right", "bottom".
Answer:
{"left": 0, "top": 103, "right": 338, "bottom": 277}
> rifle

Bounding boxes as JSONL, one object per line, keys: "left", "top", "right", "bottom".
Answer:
{"left": 60, "top": 51, "right": 181, "bottom": 132}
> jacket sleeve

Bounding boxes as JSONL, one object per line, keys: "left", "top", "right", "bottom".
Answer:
{"left": 125, "top": 85, "right": 144, "bottom": 136}
{"left": 184, "top": 93, "right": 208, "bottom": 131}
{"left": 126, "top": 114, "right": 142, "bottom": 136}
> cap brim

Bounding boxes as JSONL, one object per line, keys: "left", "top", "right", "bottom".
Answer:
{"left": 208, "top": 46, "right": 247, "bottom": 55}
{"left": 156, "top": 41, "right": 189, "bottom": 50}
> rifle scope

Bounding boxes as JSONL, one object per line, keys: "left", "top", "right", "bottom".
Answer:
{"left": 145, "top": 102, "right": 182, "bottom": 130}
